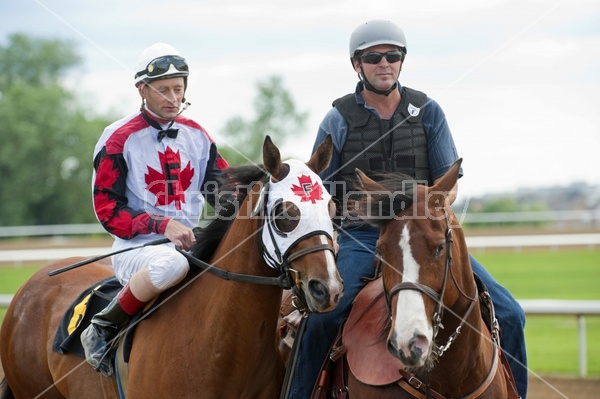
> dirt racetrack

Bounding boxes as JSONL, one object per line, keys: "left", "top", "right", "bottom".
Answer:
{"left": 529, "top": 375, "right": 600, "bottom": 399}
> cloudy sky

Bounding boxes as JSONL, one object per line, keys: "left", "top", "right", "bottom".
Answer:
{"left": 2, "top": 0, "right": 599, "bottom": 201}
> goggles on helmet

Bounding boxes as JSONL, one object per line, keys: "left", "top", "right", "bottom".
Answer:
{"left": 135, "top": 55, "right": 188, "bottom": 80}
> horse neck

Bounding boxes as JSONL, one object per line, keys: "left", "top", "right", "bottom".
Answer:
{"left": 431, "top": 308, "right": 496, "bottom": 397}
{"left": 219, "top": 216, "right": 269, "bottom": 270}
{"left": 208, "top": 205, "right": 283, "bottom": 315}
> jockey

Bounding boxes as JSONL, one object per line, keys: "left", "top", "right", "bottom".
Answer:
{"left": 80, "top": 43, "right": 228, "bottom": 376}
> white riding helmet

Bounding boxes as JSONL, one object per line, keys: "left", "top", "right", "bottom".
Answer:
{"left": 349, "top": 19, "right": 407, "bottom": 59}
{"left": 134, "top": 43, "right": 189, "bottom": 87}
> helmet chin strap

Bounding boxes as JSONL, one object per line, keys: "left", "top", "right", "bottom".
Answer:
{"left": 358, "top": 64, "right": 398, "bottom": 96}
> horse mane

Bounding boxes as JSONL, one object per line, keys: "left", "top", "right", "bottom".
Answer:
{"left": 357, "top": 172, "right": 417, "bottom": 225}
{"left": 191, "top": 164, "right": 266, "bottom": 261}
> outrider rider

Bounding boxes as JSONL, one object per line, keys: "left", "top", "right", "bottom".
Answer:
{"left": 286, "top": 19, "right": 528, "bottom": 399}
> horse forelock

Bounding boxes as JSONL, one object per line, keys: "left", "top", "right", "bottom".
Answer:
{"left": 359, "top": 172, "right": 417, "bottom": 224}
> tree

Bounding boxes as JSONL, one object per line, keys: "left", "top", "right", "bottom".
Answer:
{"left": 217, "top": 75, "right": 308, "bottom": 165}
{"left": 0, "top": 34, "right": 112, "bottom": 226}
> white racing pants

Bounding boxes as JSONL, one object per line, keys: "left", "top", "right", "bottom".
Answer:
{"left": 112, "top": 244, "right": 189, "bottom": 293}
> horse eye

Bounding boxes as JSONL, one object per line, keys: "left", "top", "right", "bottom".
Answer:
{"left": 273, "top": 202, "right": 300, "bottom": 233}
{"left": 435, "top": 243, "right": 445, "bottom": 258}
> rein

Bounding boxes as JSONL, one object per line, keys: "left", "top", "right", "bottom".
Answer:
{"left": 178, "top": 173, "right": 335, "bottom": 294}
{"left": 177, "top": 249, "right": 295, "bottom": 288}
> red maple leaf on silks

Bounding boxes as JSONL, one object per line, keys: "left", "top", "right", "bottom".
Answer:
{"left": 291, "top": 175, "right": 324, "bottom": 204}
{"left": 145, "top": 147, "right": 195, "bottom": 210}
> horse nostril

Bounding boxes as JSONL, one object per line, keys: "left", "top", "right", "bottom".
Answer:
{"left": 387, "top": 336, "right": 400, "bottom": 358}
{"left": 408, "top": 332, "right": 429, "bottom": 359}
{"left": 308, "top": 280, "right": 328, "bottom": 302}
{"left": 410, "top": 344, "right": 423, "bottom": 359}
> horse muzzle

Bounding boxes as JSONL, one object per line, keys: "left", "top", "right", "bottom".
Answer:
{"left": 387, "top": 328, "right": 432, "bottom": 368}
{"left": 301, "top": 276, "right": 344, "bottom": 313}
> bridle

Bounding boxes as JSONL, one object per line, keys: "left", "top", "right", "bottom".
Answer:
{"left": 254, "top": 174, "right": 336, "bottom": 306}
{"left": 179, "top": 172, "right": 336, "bottom": 308}
{"left": 383, "top": 210, "right": 477, "bottom": 356}
{"left": 381, "top": 209, "right": 502, "bottom": 398}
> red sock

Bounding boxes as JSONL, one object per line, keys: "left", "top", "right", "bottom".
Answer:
{"left": 117, "top": 284, "right": 146, "bottom": 316}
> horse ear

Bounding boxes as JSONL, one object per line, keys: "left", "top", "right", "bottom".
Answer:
{"left": 306, "top": 134, "right": 333, "bottom": 175}
{"left": 262, "top": 135, "right": 286, "bottom": 181}
{"left": 432, "top": 158, "right": 462, "bottom": 193}
{"left": 429, "top": 158, "right": 462, "bottom": 206}
{"left": 355, "top": 168, "right": 385, "bottom": 193}
{"left": 355, "top": 169, "right": 393, "bottom": 223}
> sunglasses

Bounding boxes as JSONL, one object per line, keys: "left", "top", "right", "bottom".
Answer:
{"left": 360, "top": 50, "right": 405, "bottom": 65}
{"left": 135, "top": 55, "right": 188, "bottom": 78}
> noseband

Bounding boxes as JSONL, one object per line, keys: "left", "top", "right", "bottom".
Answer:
{"left": 383, "top": 210, "right": 478, "bottom": 357}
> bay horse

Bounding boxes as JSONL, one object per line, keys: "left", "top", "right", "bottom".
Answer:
{"left": 330, "top": 159, "right": 519, "bottom": 398}
{"left": 0, "top": 135, "right": 343, "bottom": 399}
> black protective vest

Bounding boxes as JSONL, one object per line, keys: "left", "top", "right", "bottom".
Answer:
{"left": 335, "top": 87, "right": 432, "bottom": 188}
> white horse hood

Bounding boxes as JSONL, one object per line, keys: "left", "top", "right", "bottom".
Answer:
{"left": 260, "top": 159, "right": 333, "bottom": 268}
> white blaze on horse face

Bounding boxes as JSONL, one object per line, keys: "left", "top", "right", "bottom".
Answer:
{"left": 392, "top": 223, "right": 433, "bottom": 363}
{"left": 321, "top": 234, "right": 342, "bottom": 302}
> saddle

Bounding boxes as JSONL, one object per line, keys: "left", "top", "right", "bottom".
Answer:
{"left": 308, "top": 278, "right": 404, "bottom": 399}
{"left": 340, "top": 277, "right": 405, "bottom": 386}
{"left": 278, "top": 279, "right": 401, "bottom": 398}
{"left": 53, "top": 276, "right": 123, "bottom": 358}
{"left": 52, "top": 276, "right": 155, "bottom": 364}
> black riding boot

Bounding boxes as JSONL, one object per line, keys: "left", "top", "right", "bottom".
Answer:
{"left": 80, "top": 296, "right": 131, "bottom": 377}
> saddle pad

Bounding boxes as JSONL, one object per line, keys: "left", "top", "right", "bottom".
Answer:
{"left": 343, "top": 277, "right": 405, "bottom": 386}
{"left": 52, "top": 276, "right": 122, "bottom": 357}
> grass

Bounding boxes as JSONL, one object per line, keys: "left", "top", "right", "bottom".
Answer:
{"left": 473, "top": 250, "right": 600, "bottom": 300}
{"left": 0, "top": 266, "right": 39, "bottom": 294}
{"left": 0, "top": 265, "right": 40, "bottom": 321}
{"left": 472, "top": 248, "right": 600, "bottom": 377}
{"left": 525, "top": 316, "right": 600, "bottom": 375}
{"left": 1, "top": 248, "right": 599, "bottom": 377}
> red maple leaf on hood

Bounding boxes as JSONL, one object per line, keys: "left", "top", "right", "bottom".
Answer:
{"left": 291, "top": 175, "right": 324, "bottom": 204}
{"left": 145, "top": 147, "right": 194, "bottom": 210}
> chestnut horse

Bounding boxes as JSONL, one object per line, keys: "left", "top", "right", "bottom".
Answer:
{"left": 334, "top": 159, "right": 519, "bottom": 398}
{"left": 0, "top": 135, "right": 343, "bottom": 399}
